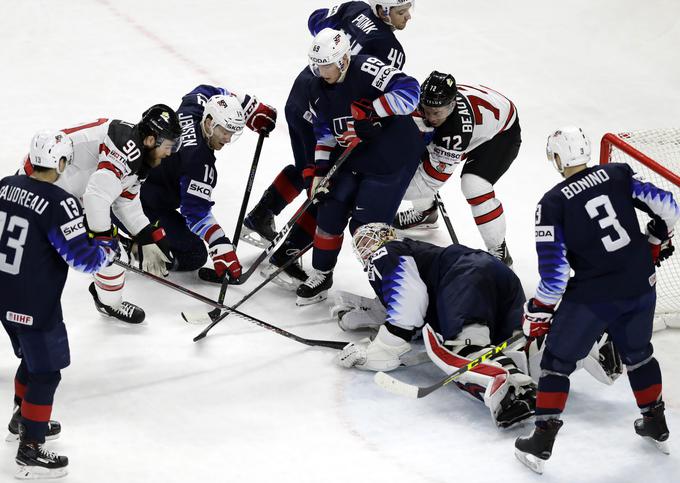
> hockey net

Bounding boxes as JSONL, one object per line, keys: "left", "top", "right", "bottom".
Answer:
{"left": 600, "top": 129, "right": 680, "bottom": 330}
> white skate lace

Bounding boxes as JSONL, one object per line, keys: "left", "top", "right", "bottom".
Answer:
{"left": 397, "top": 208, "right": 422, "bottom": 226}
{"left": 304, "top": 270, "right": 328, "bottom": 289}
{"left": 37, "top": 446, "right": 58, "bottom": 460}
{"left": 115, "top": 302, "right": 137, "bottom": 319}
{"left": 489, "top": 242, "right": 507, "bottom": 260}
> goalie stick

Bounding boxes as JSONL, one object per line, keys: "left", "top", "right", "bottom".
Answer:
{"left": 374, "top": 332, "right": 525, "bottom": 398}
{"left": 197, "top": 138, "right": 360, "bottom": 289}
{"left": 114, "top": 259, "right": 349, "bottom": 350}
{"left": 434, "top": 193, "right": 459, "bottom": 244}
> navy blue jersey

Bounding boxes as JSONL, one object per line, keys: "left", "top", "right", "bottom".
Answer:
{"left": 366, "top": 238, "right": 524, "bottom": 341}
{"left": 534, "top": 163, "right": 680, "bottom": 305}
{"left": 311, "top": 54, "right": 420, "bottom": 173}
{"left": 143, "top": 85, "right": 241, "bottom": 246}
{"left": 308, "top": 1, "right": 406, "bottom": 69}
{"left": 0, "top": 175, "right": 111, "bottom": 330}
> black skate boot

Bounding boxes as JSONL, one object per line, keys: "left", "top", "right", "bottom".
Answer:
{"left": 635, "top": 400, "right": 670, "bottom": 454}
{"left": 515, "top": 419, "right": 563, "bottom": 474}
{"left": 88, "top": 283, "right": 145, "bottom": 324}
{"left": 16, "top": 436, "right": 68, "bottom": 479}
{"left": 6, "top": 405, "right": 61, "bottom": 442}
{"left": 393, "top": 204, "right": 439, "bottom": 230}
{"left": 260, "top": 243, "right": 309, "bottom": 291}
{"left": 241, "top": 197, "right": 277, "bottom": 249}
{"left": 296, "top": 269, "right": 333, "bottom": 306}
{"left": 495, "top": 384, "right": 536, "bottom": 429}
{"left": 489, "top": 239, "right": 514, "bottom": 269}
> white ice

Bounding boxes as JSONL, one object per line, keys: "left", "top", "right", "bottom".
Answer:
{"left": 1, "top": 1, "right": 679, "bottom": 481}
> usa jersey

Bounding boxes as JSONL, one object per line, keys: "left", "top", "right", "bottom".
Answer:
{"left": 0, "top": 175, "right": 112, "bottom": 330}
{"left": 21, "top": 118, "right": 151, "bottom": 235}
{"left": 534, "top": 163, "right": 680, "bottom": 305}
{"left": 308, "top": 1, "right": 406, "bottom": 69}
{"left": 311, "top": 54, "right": 420, "bottom": 170}
{"left": 421, "top": 84, "right": 517, "bottom": 185}
{"left": 143, "top": 85, "right": 254, "bottom": 246}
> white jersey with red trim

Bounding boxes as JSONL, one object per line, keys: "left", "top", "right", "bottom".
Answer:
{"left": 20, "top": 118, "right": 150, "bottom": 235}
{"left": 421, "top": 83, "right": 517, "bottom": 186}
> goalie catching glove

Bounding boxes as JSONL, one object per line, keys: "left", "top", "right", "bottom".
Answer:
{"left": 132, "top": 222, "right": 173, "bottom": 277}
{"left": 334, "top": 325, "right": 411, "bottom": 372}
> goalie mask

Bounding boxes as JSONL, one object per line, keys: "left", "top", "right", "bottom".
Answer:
{"left": 352, "top": 222, "right": 397, "bottom": 269}
{"left": 546, "top": 126, "right": 591, "bottom": 174}
{"left": 29, "top": 130, "right": 73, "bottom": 174}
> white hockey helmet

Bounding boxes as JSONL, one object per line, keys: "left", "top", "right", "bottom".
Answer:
{"left": 352, "top": 222, "right": 397, "bottom": 269}
{"left": 368, "top": 0, "right": 414, "bottom": 18}
{"left": 308, "top": 28, "right": 351, "bottom": 77}
{"left": 29, "top": 130, "right": 73, "bottom": 174}
{"left": 202, "top": 94, "right": 246, "bottom": 143}
{"left": 546, "top": 126, "right": 591, "bottom": 173}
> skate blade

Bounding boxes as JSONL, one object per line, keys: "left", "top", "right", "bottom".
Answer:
{"left": 514, "top": 448, "right": 545, "bottom": 474}
{"left": 5, "top": 433, "right": 59, "bottom": 443}
{"left": 395, "top": 223, "right": 439, "bottom": 234}
{"left": 239, "top": 228, "right": 271, "bottom": 249}
{"left": 642, "top": 436, "right": 670, "bottom": 455}
{"left": 259, "top": 265, "right": 302, "bottom": 292}
{"left": 296, "top": 291, "right": 328, "bottom": 306}
{"left": 15, "top": 464, "right": 68, "bottom": 480}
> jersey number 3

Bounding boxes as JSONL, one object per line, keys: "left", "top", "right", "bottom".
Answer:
{"left": 585, "top": 194, "right": 631, "bottom": 252}
{"left": 0, "top": 211, "right": 29, "bottom": 275}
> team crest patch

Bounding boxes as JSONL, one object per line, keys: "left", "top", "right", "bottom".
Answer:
{"left": 161, "top": 111, "right": 170, "bottom": 122}
{"left": 6, "top": 311, "right": 33, "bottom": 326}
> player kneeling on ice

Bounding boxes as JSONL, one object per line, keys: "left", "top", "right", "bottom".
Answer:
{"left": 2, "top": 132, "right": 120, "bottom": 479}
{"left": 140, "top": 85, "right": 278, "bottom": 284}
{"left": 334, "top": 223, "right": 536, "bottom": 429}
{"left": 395, "top": 71, "right": 521, "bottom": 267}
{"left": 514, "top": 127, "right": 679, "bottom": 474}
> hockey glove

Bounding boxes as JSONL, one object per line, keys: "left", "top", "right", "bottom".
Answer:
{"left": 303, "top": 165, "right": 330, "bottom": 201}
{"left": 647, "top": 222, "right": 675, "bottom": 267}
{"left": 243, "top": 96, "right": 277, "bottom": 135}
{"left": 334, "top": 325, "right": 411, "bottom": 372}
{"left": 351, "top": 99, "right": 382, "bottom": 141}
{"left": 134, "top": 223, "right": 173, "bottom": 277}
{"left": 522, "top": 298, "right": 554, "bottom": 338}
{"left": 209, "top": 240, "right": 242, "bottom": 280}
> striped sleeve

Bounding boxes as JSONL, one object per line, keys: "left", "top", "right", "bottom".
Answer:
{"left": 312, "top": 120, "right": 338, "bottom": 168}
{"left": 372, "top": 72, "right": 421, "bottom": 117}
{"left": 379, "top": 256, "right": 429, "bottom": 331}
{"left": 534, "top": 200, "right": 570, "bottom": 305}
{"left": 178, "top": 176, "right": 227, "bottom": 245}
{"left": 631, "top": 177, "right": 680, "bottom": 236}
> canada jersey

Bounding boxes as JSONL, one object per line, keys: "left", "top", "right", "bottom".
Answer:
{"left": 422, "top": 84, "right": 517, "bottom": 184}
{"left": 308, "top": 1, "right": 406, "bottom": 70}
{"left": 0, "top": 175, "right": 111, "bottom": 330}
{"left": 534, "top": 163, "right": 680, "bottom": 305}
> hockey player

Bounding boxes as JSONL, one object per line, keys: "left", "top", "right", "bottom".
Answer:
{"left": 334, "top": 223, "right": 536, "bottom": 428}
{"left": 515, "top": 127, "right": 679, "bottom": 474}
{"left": 294, "top": 28, "right": 425, "bottom": 305}
{"left": 20, "top": 106, "right": 181, "bottom": 324}
{"left": 1, "top": 131, "right": 119, "bottom": 478}
{"left": 140, "top": 85, "right": 277, "bottom": 282}
{"left": 240, "top": 0, "right": 413, "bottom": 287}
{"left": 394, "top": 71, "right": 521, "bottom": 266}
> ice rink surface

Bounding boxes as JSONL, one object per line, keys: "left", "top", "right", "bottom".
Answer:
{"left": 1, "top": 0, "right": 680, "bottom": 481}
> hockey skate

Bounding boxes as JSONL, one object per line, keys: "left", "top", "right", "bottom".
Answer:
{"left": 393, "top": 205, "right": 439, "bottom": 230}
{"left": 260, "top": 245, "right": 308, "bottom": 291}
{"left": 15, "top": 437, "right": 68, "bottom": 480}
{"left": 489, "top": 240, "right": 514, "bottom": 269}
{"left": 6, "top": 405, "right": 60, "bottom": 442}
{"left": 296, "top": 269, "right": 333, "bottom": 306}
{"left": 495, "top": 384, "right": 536, "bottom": 429}
{"left": 88, "top": 283, "right": 145, "bottom": 324}
{"left": 635, "top": 401, "right": 670, "bottom": 454}
{"left": 241, "top": 202, "right": 277, "bottom": 249}
{"left": 514, "top": 419, "right": 563, "bottom": 474}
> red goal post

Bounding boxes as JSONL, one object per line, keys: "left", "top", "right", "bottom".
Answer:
{"left": 600, "top": 130, "right": 680, "bottom": 330}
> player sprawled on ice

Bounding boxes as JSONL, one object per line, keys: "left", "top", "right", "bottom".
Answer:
{"left": 140, "top": 85, "right": 276, "bottom": 284}
{"left": 240, "top": 0, "right": 413, "bottom": 289}
{"left": 395, "top": 71, "right": 521, "bottom": 267}
{"left": 295, "top": 28, "right": 425, "bottom": 305}
{"left": 333, "top": 223, "right": 537, "bottom": 428}
{"left": 514, "top": 127, "right": 679, "bottom": 474}
{"left": 1, "top": 132, "right": 120, "bottom": 479}
{"left": 20, "top": 107, "right": 181, "bottom": 324}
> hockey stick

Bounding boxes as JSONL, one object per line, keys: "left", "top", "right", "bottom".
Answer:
{"left": 374, "top": 331, "right": 525, "bottom": 399}
{"left": 184, "top": 241, "right": 312, "bottom": 330}
{"left": 434, "top": 193, "right": 459, "bottom": 244}
{"left": 203, "top": 132, "right": 266, "bottom": 321}
{"left": 114, "top": 259, "right": 349, "bottom": 350}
